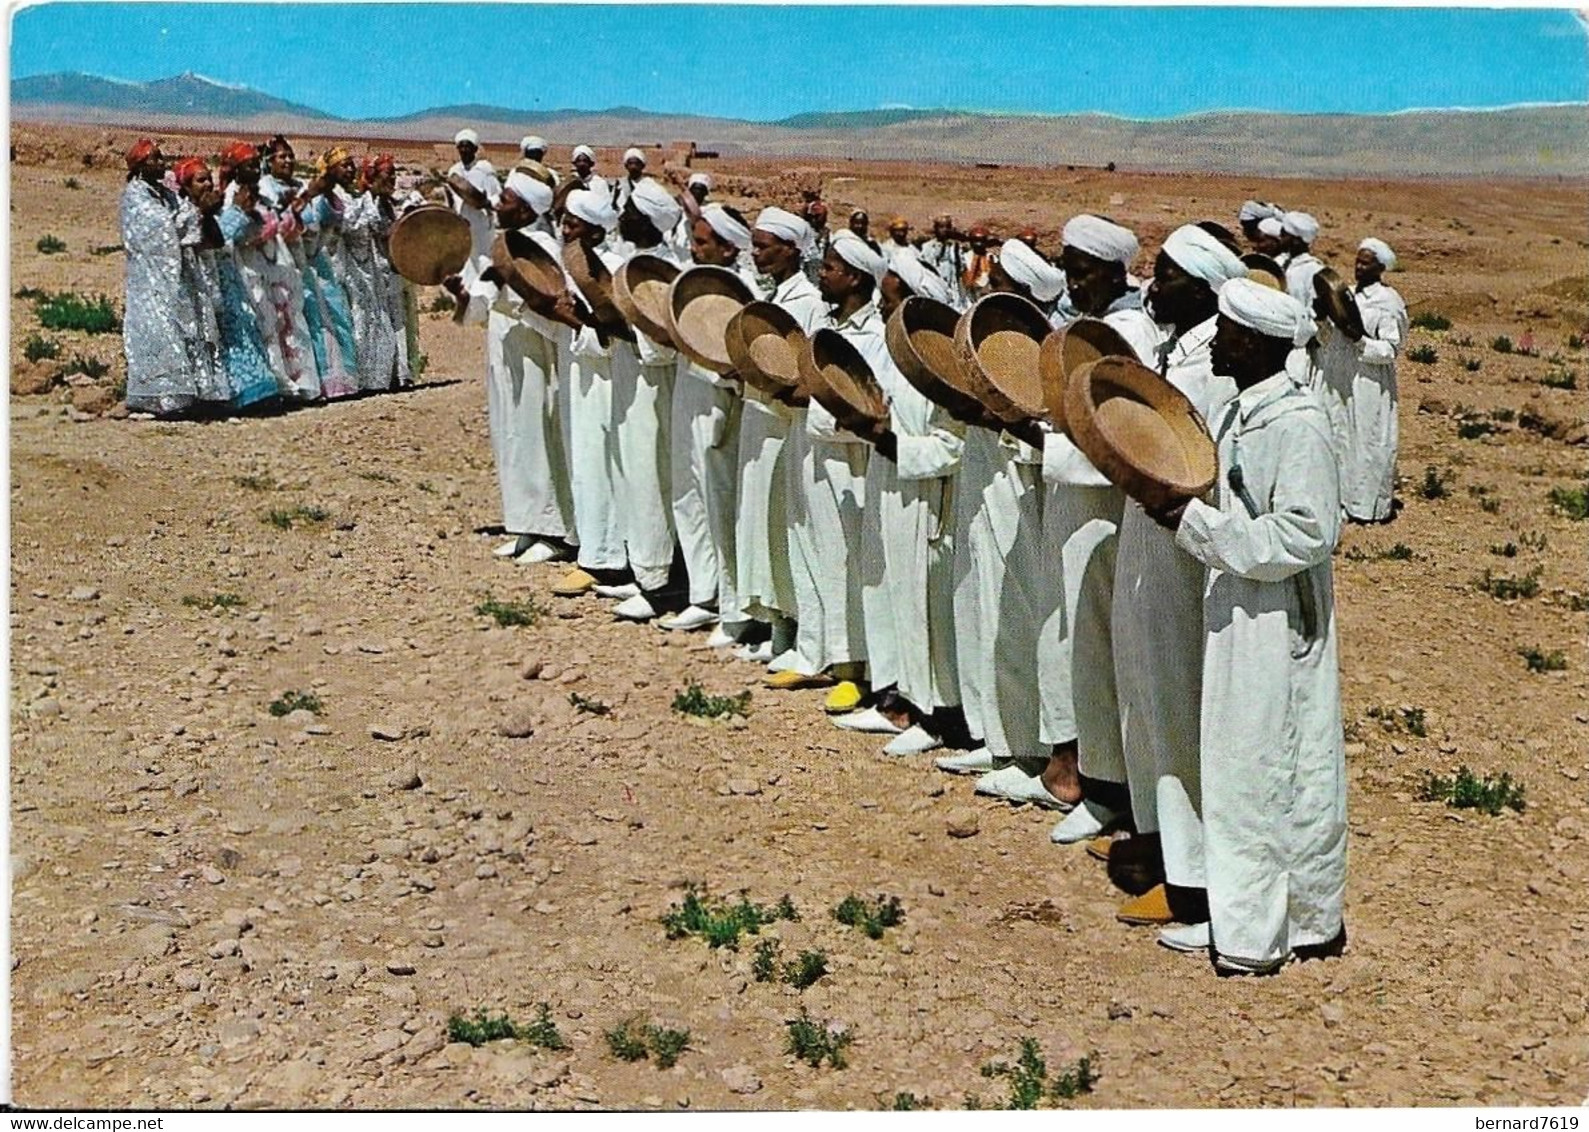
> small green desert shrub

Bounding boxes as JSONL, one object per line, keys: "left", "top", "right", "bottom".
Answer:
{"left": 22, "top": 333, "right": 60, "bottom": 362}
{"left": 785, "top": 1009, "right": 852, "bottom": 1069}
{"left": 1418, "top": 767, "right": 1525, "bottom": 816}
{"left": 1456, "top": 416, "right": 1497, "bottom": 440}
{"left": 36, "top": 234, "right": 66, "bottom": 255}
{"left": 232, "top": 473, "right": 276, "bottom": 491}
{"left": 1542, "top": 368, "right": 1578, "bottom": 390}
{"left": 1407, "top": 344, "right": 1438, "bottom": 365}
{"left": 475, "top": 596, "right": 544, "bottom": 627}
{"left": 1418, "top": 466, "right": 1453, "bottom": 500}
{"left": 263, "top": 504, "right": 330, "bottom": 529}
{"left": 1548, "top": 483, "right": 1589, "bottom": 521}
{"left": 832, "top": 894, "right": 905, "bottom": 940}
{"left": 661, "top": 886, "right": 797, "bottom": 949}
{"left": 568, "top": 691, "right": 611, "bottom": 715}
{"left": 1475, "top": 568, "right": 1542, "bottom": 601}
{"left": 1410, "top": 311, "right": 1451, "bottom": 331}
{"left": 1491, "top": 335, "right": 1514, "bottom": 354}
{"left": 55, "top": 353, "right": 110, "bottom": 381}
{"left": 181, "top": 592, "right": 244, "bottom": 612}
{"left": 35, "top": 291, "right": 119, "bottom": 333}
{"left": 671, "top": 682, "right": 751, "bottom": 719}
{"left": 268, "top": 690, "right": 323, "bottom": 717}
{"left": 1367, "top": 704, "right": 1427, "bottom": 738}
{"left": 982, "top": 1038, "right": 1098, "bottom": 1109}
{"left": 447, "top": 1004, "right": 566, "bottom": 1049}
{"left": 1518, "top": 647, "right": 1567, "bottom": 674}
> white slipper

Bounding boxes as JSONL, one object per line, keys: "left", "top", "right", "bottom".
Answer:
{"left": 973, "top": 765, "right": 1074, "bottom": 811}
{"left": 593, "top": 582, "right": 641, "bottom": 600}
{"left": 515, "top": 540, "right": 563, "bottom": 564}
{"left": 706, "top": 622, "right": 747, "bottom": 649}
{"left": 734, "top": 640, "right": 774, "bottom": 663}
{"left": 883, "top": 724, "right": 942, "bottom": 756}
{"left": 660, "top": 605, "right": 718, "bottom": 632}
{"left": 1049, "top": 799, "right": 1125, "bottom": 844}
{"left": 494, "top": 535, "right": 532, "bottom": 558}
{"left": 613, "top": 593, "right": 657, "bottom": 622}
{"left": 935, "top": 747, "right": 994, "bottom": 775}
{"left": 1158, "top": 922, "right": 1211, "bottom": 953}
{"left": 766, "top": 647, "right": 806, "bottom": 674}
{"left": 832, "top": 707, "right": 903, "bottom": 734}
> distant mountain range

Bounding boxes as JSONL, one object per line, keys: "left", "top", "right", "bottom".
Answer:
{"left": 13, "top": 71, "right": 1588, "bottom": 178}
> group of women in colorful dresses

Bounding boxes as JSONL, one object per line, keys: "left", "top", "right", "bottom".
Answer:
{"left": 118, "top": 135, "right": 418, "bottom": 417}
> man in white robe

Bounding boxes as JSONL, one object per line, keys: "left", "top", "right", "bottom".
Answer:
{"left": 1147, "top": 278, "right": 1347, "bottom": 973}
{"left": 518, "top": 136, "right": 560, "bottom": 188}
{"left": 1314, "top": 238, "right": 1407, "bottom": 523}
{"left": 551, "top": 189, "right": 630, "bottom": 597}
{"left": 457, "top": 172, "right": 577, "bottom": 564}
{"left": 840, "top": 252, "right": 964, "bottom": 755}
{"left": 444, "top": 129, "right": 501, "bottom": 291}
{"left": 974, "top": 218, "right": 1164, "bottom": 826}
{"left": 1105, "top": 226, "right": 1245, "bottom": 930}
{"left": 734, "top": 208, "right": 824, "bottom": 663}
{"left": 602, "top": 178, "right": 685, "bottom": 621}
{"left": 569, "top": 145, "right": 609, "bottom": 200}
{"left": 1237, "top": 200, "right": 1281, "bottom": 251}
{"left": 919, "top": 214, "right": 968, "bottom": 308}
{"left": 611, "top": 147, "right": 647, "bottom": 213}
{"left": 663, "top": 204, "right": 758, "bottom": 638}
{"left": 765, "top": 230, "right": 875, "bottom": 707}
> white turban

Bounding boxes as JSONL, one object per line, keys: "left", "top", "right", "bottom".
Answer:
{"left": 1281, "top": 211, "right": 1319, "bottom": 245}
{"left": 1218, "top": 276, "right": 1315, "bottom": 347}
{"left": 1359, "top": 237, "right": 1396, "bottom": 270}
{"left": 504, "top": 170, "right": 554, "bottom": 214}
{"left": 566, "top": 187, "right": 617, "bottom": 230}
{"left": 688, "top": 172, "right": 711, "bottom": 190}
{"left": 831, "top": 229, "right": 888, "bottom": 285}
{"left": 520, "top": 135, "right": 547, "bottom": 155}
{"left": 623, "top": 147, "right": 645, "bottom": 165}
{"left": 1062, "top": 214, "right": 1139, "bottom": 266}
{"left": 700, "top": 203, "right": 751, "bottom": 250}
{"left": 888, "top": 247, "right": 951, "bottom": 304}
{"left": 453, "top": 129, "right": 479, "bottom": 147}
{"left": 1257, "top": 217, "right": 1283, "bottom": 238}
{"left": 1162, "top": 225, "right": 1248, "bottom": 292}
{"left": 754, "top": 207, "right": 814, "bottom": 254}
{"left": 572, "top": 144, "right": 595, "bottom": 162}
{"left": 1238, "top": 200, "right": 1280, "bottom": 223}
{"left": 628, "top": 176, "right": 682, "bottom": 233}
{"left": 998, "top": 238, "right": 1066, "bottom": 302}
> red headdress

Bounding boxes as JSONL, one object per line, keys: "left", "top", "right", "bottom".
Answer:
{"left": 219, "top": 141, "right": 259, "bottom": 170}
{"left": 172, "top": 157, "right": 209, "bottom": 188}
{"left": 360, "top": 153, "right": 397, "bottom": 189}
{"left": 125, "top": 137, "right": 157, "bottom": 171}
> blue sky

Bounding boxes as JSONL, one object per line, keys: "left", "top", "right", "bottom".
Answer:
{"left": 11, "top": 4, "right": 1588, "bottom": 121}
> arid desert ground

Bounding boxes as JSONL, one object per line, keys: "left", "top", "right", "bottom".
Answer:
{"left": 8, "top": 123, "right": 1589, "bottom": 1109}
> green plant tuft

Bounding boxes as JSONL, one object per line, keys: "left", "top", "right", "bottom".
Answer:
{"left": 1518, "top": 647, "right": 1567, "bottom": 674}
{"left": 447, "top": 1009, "right": 517, "bottom": 1046}
{"left": 1367, "top": 704, "right": 1427, "bottom": 738}
{"left": 1548, "top": 483, "right": 1589, "bottom": 521}
{"left": 1407, "top": 344, "right": 1438, "bottom": 365}
{"left": 671, "top": 682, "right": 752, "bottom": 719}
{"left": 1456, "top": 416, "right": 1497, "bottom": 440}
{"left": 34, "top": 291, "right": 119, "bottom": 334}
{"left": 785, "top": 1009, "right": 852, "bottom": 1069}
{"left": 1410, "top": 311, "right": 1451, "bottom": 331}
{"left": 22, "top": 333, "right": 60, "bottom": 363}
{"left": 475, "top": 595, "right": 544, "bottom": 627}
{"left": 518, "top": 1003, "right": 568, "bottom": 1050}
{"left": 232, "top": 473, "right": 276, "bottom": 491}
{"left": 55, "top": 353, "right": 110, "bottom": 381}
{"left": 982, "top": 1039, "right": 1097, "bottom": 1109}
{"left": 751, "top": 938, "right": 779, "bottom": 982}
{"left": 1418, "top": 766, "right": 1525, "bottom": 816}
{"left": 568, "top": 691, "right": 611, "bottom": 715}
{"left": 36, "top": 234, "right": 67, "bottom": 255}
{"left": 1475, "top": 568, "right": 1542, "bottom": 601}
{"left": 1542, "top": 367, "right": 1578, "bottom": 390}
{"left": 783, "top": 949, "right": 830, "bottom": 990}
{"left": 661, "top": 885, "right": 797, "bottom": 950}
{"left": 263, "top": 504, "right": 330, "bottom": 529}
{"left": 1417, "top": 466, "right": 1453, "bottom": 500}
{"left": 268, "top": 690, "right": 323, "bottom": 717}
{"left": 605, "top": 1019, "right": 650, "bottom": 1062}
{"left": 182, "top": 592, "right": 244, "bottom": 612}
{"left": 1491, "top": 335, "right": 1514, "bottom": 354}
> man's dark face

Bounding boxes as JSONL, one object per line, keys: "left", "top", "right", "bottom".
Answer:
{"left": 562, "top": 213, "right": 602, "bottom": 249}
{"left": 889, "top": 223, "right": 909, "bottom": 245}
{"left": 456, "top": 141, "right": 478, "bottom": 165}
{"left": 689, "top": 183, "right": 709, "bottom": 205}
{"left": 969, "top": 233, "right": 989, "bottom": 254}
{"left": 751, "top": 229, "right": 799, "bottom": 278}
{"left": 573, "top": 154, "right": 594, "bottom": 177}
{"left": 625, "top": 157, "right": 645, "bottom": 179}
{"left": 1240, "top": 219, "right": 1261, "bottom": 245}
{"left": 690, "top": 217, "right": 736, "bottom": 267}
{"left": 818, "top": 247, "right": 860, "bottom": 304}
{"left": 143, "top": 149, "right": 169, "bottom": 179}
{"left": 525, "top": 148, "right": 546, "bottom": 163}
{"left": 1145, "top": 249, "right": 1212, "bottom": 331}
{"left": 933, "top": 218, "right": 952, "bottom": 240}
{"left": 1211, "top": 313, "right": 1289, "bottom": 388}
{"left": 1060, "top": 246, "right": 1125, "bottom": 317}
{"left": 1354, "top": 247, "right": 1384, "bottom": 290}
{"left": 269, "top": 147, "right": 294, "bottom": 179}
{"left": 849, "top": 214, "right": 869, "bottom": 237}
{"left": 1252, "top": 228, "right": 1282, "bottom": 257}
{"left": 618, "top": 199, "right": 661, "bottom": 248}
{"left": 497, "top": 188, "right": 535, "bottom": 230}
{"left": 877, "top": 271, "right": 911, "bottom": 320}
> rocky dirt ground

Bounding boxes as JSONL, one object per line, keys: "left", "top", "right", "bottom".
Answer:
{"left": 8, "top": 124, "right": 1589, "bottom": 1110}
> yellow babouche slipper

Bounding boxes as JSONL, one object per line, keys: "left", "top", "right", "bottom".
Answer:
{"left": 823, "top": 680, "right": 864, "bottom": 713}
{"left": 1116, "top": 884, "right": 1174, "bottom": 926}
{"left": 1085, "top": 836, "right": 1113, "bottom": 862}
{"left": 763, "top": 670, "right": 833, "bottom": 690}
{"left": 551, "top": 567, "right": 596, "bottom": 597}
